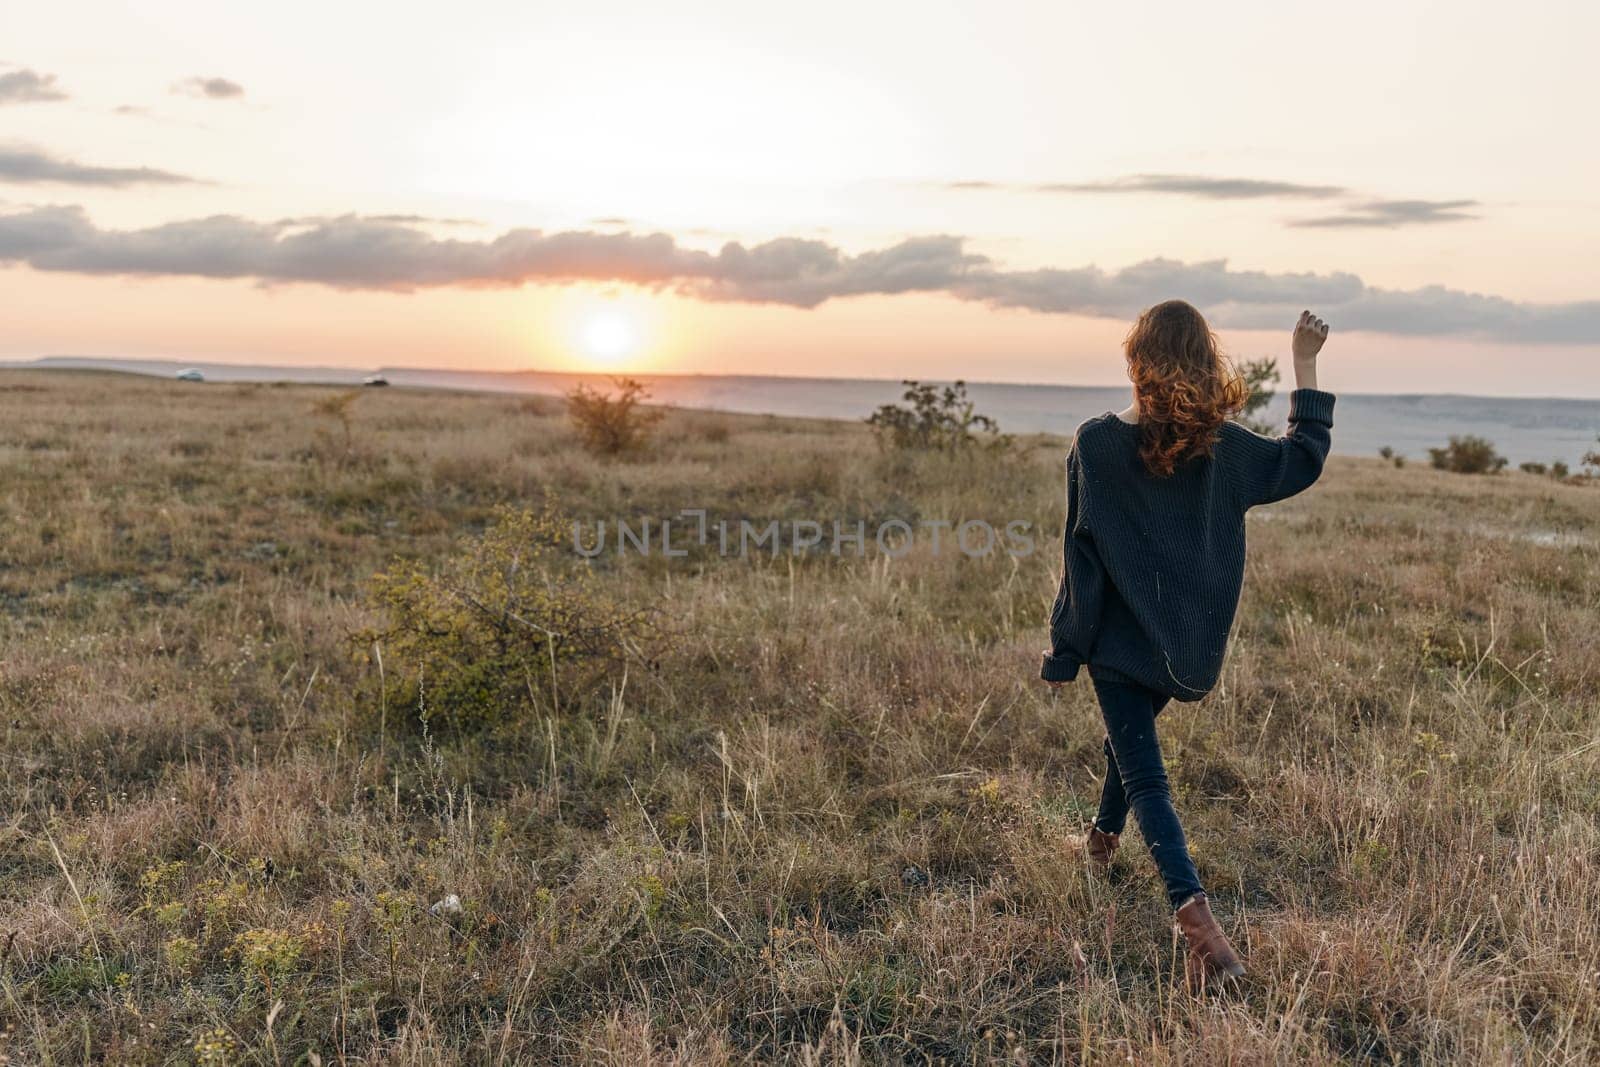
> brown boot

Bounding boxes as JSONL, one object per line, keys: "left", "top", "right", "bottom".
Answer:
{"left": 1175, "top": 893, "right": 1246, "bottom": 983}
{"left": 1085, "top": 826, "right": 1120, "bottom": 868}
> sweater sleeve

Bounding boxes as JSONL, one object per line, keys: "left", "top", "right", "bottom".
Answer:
{"left": 1041, "top": 443, "right": 1105, "bottom": 682}
{"left": 1228, "top": 388, "right": 1336, "bottom": 508}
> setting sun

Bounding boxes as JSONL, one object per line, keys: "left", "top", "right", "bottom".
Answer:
{"left": 581, "top": 310, "right": 637, "bottom": 363}
{"left": 550, "top": 289, "right": 666, "bottom": 370}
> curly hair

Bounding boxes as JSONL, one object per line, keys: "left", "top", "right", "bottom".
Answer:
{"left": 1124, "top": 300, "right": 1248, "bottom": 478}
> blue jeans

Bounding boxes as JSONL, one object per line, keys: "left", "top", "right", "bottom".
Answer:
{"left": 1091, "top": 674, "right": 1204, "bottom": 908}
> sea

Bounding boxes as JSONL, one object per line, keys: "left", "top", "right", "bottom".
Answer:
{"left": 7, "top": 356, "right": 1599, "bottom": 467}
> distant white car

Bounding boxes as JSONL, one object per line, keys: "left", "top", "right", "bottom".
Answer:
{"left": 362, "top": 374, "right": 389, "bottom": 387}
{"left": 175, "top": 368, "right": 205, "bottom": 382}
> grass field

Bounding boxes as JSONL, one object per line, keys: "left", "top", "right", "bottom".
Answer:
{"left": 1, "top": 369, "right": 1598, "bottom": 1064}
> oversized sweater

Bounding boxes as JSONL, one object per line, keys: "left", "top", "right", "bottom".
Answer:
{"left": 1041, "top": 388, "right": 1336, "bottom": 700}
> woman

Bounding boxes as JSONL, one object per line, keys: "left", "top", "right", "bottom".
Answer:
{"left": 1042, "top": 302, "right": 1333, "bottom": 983}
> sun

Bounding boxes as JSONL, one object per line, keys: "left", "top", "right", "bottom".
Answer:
{"left": 578, "top": 309, "right": 638, "bottom": 365}
{"left": 550, "top": 289, "right": 662, "bottom": 370}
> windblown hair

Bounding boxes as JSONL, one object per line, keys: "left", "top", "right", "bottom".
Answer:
{"left": 1124, "top": 300, "right": 1248, "bottom": 477}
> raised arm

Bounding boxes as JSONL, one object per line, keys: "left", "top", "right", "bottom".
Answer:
{"left": 1230, "top": 311, "right": 1336, "bottom": 508}
{"left": 1289, "top": 309, "right": 1327, "bottom": 391}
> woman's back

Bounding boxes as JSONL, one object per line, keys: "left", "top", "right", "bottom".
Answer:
{"left": 1044, "top": 389, "right": 1335, "bottom": 700}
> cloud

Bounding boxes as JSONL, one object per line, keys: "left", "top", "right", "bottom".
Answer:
{"left": 1036, "top": 174, "right": 1348, "bottom": 199}
{"left": 959, "top": 260, "right": 1600, "bottom": 344}
{"left": 0, "top": 146, "right": 200, "bottom": 187}
{"left": 942, "top": 174, "right": 1346, "bottom": 199}
{"left": 956, "top": 259, "right": 1366, "bottom": 317}
{"left": 1289, "top": 198, "right": 1480, "bottom": 228}
{"left": 0, "top": 69, "right": 68, "bottom": 105}
{"left": 173, "top": 76, "right": 244, "bottom": 100}
{"left": 939, "top": 174, "right": 1483, "bottom": 229}
{"left": 0, "top": 205, "right": 1595, "bottom": 343}
{"left": 274, "top": 212, "right": 481, "bottom": 228}
{"left": 0, "top": 206, "right": 985, "bottom": 305}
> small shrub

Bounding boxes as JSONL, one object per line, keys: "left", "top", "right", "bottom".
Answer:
{"left": 1522, "top": 459, "right": 1571, "bottom": 480}
{"left": 519, "top": 395, "right": 561, "bottom": 417}
{"left": 1582, "top": 436, "right": 1600, "bottom": 476}
{"left": 164, "top": 936, "right": 200, "bottom": 975}
{"left": 193, "top": 1028, "right": 239, "bottom": 1066}
{"left": 311, "top": 391, "right": 361, "bottom": 455}
{"left": 361, "top": 506, "right": 648, "bottom": 734}
{"left": 1427, "top": 435, "right": 1506, "bottom": 474}
{"left": 866, "top": 380, "right": 1008, "bottom": 452}
{"left": 228, "top": 927, "right": 306, "bottom": 995}
{"left": 566, "top": 378, "right": 663, "bottom": 456}
{"left": 1236, "top": 357, "right": 1280, "bottom": 435}
{"left": 692, "top": 416, "right": 732, "bottom": 444}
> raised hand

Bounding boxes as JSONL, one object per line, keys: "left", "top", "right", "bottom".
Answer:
{"left": 1292, "top": 309, "right": 1330, "bottom": 363}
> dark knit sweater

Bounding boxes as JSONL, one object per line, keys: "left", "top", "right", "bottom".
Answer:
{"left": 1041, "top": 389, "right": 1336, "bottom": 700}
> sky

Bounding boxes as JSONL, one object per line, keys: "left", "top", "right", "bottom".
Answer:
{"left": 3, "top": 0, "right": 1599, "bottom": 396}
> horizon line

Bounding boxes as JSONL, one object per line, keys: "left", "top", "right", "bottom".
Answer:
{"left": 7, "top": 354, "right": 1600, "bottom": 405}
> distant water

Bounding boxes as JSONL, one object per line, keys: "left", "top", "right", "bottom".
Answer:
{"left": 9, "top": 355, "right": 1600, "bottom": 467}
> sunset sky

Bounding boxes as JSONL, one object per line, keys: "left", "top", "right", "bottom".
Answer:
{"left": 4, "top": 1, "right": 1600, "bottom": 395}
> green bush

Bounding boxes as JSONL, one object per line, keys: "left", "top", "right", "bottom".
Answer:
{"left": 566, "top": 378, "right": 664, "bottom": 456}
{"left": 866, "top": 380, "right": 1008, "bottom": 452}
{"left": 1521, "top": 460, "right": 1569, "bottom": 480}
{"left": 1427, "top": 435, "right": 1507, "bottom": 475}
{"left": 310, "top": 390, "right": 362, "bottom": 462}
{"left": 361, "top": 507, "right": 647, "bottom": 734}
{"left": 1235, "top": 357, "right": 1280, "bottom": 435}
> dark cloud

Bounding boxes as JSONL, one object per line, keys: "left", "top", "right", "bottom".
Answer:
{"left": 0, "top": 146, "right": 201, "bottom": 187}
{"left": 0, "top": 69, "right": 68, "bottom": 105}
{"left": 1289, "top": 198, "right": 1480, "bottom": 228}
{"left": 0, "top": 205, "right": 1594, "bottom": 343}
{"left": 173, "top": 76, "right": 244, "bottom": 100}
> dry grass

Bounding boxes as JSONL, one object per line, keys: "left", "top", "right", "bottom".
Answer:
{"left": 1, "top": 369, "right": 1598, "bottom": 1064}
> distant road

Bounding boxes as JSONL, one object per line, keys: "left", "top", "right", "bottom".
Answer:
{"left": 7, "top": 355, "right": 1598, "bottom": 466}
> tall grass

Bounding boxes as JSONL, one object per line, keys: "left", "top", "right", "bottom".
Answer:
{"left": 0, "top": 370, "right": 1596, "bottom": 1063}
